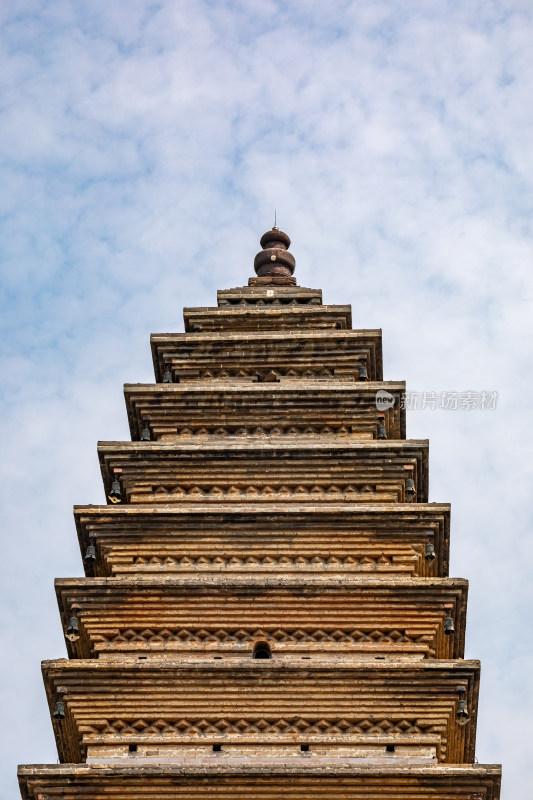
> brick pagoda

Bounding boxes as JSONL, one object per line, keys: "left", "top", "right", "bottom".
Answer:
{"left": 19, "top": 226, "right": 501, "bottom": 800}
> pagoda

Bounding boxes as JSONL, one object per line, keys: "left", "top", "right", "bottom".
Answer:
{"left": 19, "top": 226, "right": 502, "bottom": 800}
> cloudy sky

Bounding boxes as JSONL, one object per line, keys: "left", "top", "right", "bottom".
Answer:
{"left": 1, "top": 1, "right": 532, "bottom": 798}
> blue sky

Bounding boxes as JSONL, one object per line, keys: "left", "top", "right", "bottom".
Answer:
{"left": 1, "top": 1, "right": 532, "bottom": 798}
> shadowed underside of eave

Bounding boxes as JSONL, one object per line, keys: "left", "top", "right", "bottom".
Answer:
{"left": 151, "top": 328, "right": 380, "bottom": 381}
{"left": 74, "top": 503, "right": 450, "bottom": 579}
{"left": 42, "top": 659, "right": 479, "bottom": 766}
{"left": 97, "top": 440, "right": 429, "bottom": 506}
{"left": 217, "top": 286, "right": 324, "bottom": 306}
{"left": 55, "top": 576, "right": 467, "bottom": 660}
{"left": 183, "top": 305, "right": 354, "bottom": 333}
{"left": 18, "top": 763, "right": 502, "bottom": 800}
{"left": 124, "top": 382, "right": 405, "bottom": 441}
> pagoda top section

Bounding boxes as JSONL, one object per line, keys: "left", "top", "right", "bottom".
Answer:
{"left": 179, "top": 224, "right": 355, "bottom": 329}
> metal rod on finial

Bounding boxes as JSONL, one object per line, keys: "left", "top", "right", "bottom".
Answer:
{"left": 273, "top": 209, "right": 279, "bottom": 231}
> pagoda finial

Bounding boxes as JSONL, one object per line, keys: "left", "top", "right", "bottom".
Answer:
{"left": 249, "top": 223, "right": 296, "bottom": 286}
